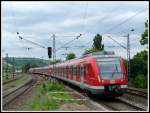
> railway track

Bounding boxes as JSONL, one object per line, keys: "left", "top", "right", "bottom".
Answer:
{"left": 94, "top": 97, "right": 145, "bottom": 111}
{"left": 2, "top": 74, "right": 40, "bottom": 109}
{"left": 127, "top": 87, "right": 147, "bottom": 98}
{"left": 59, "top": 79, "right": 148, "bottom": 111}
{"left": 3, "top": 74, "right": 23, "bottom": 85}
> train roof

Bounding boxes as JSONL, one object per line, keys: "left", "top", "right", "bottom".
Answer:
{"left": 55, "top": 51, "right": 121, "bottom": 67}
{"left": 31, "top": 65, "right": 52, "bottom": 69}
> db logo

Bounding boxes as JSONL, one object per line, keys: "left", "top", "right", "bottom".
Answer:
{"left": 110, "top": 80, "right": 115, "bottom": 84}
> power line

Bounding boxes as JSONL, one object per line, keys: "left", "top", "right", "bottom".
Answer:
{"left": 85, "top": 7, "right": 148, "bottom": 46}
{"left": 17, "top": 32, "right": 47, "bottom": 49}
{"left": 102, "top": 7, "right": 147, "bottom": 49}
{"left": 85, "top": 2, "right": 122, "bottom": 34}
{"left": 103, "top": 7, "right": 148, "bottom": 34}
{"left": 56, "top": 34, "right": 82, "bottom": 51}
{"left": 107, "top": 36, "right": 127, "bottom": 49}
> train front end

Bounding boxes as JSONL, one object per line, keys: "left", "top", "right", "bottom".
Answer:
{"left": 96, "top": 56, "right": 128, "bottom": 96}
{"left": 85, "top": 51, "right": 128, "bottom": 97}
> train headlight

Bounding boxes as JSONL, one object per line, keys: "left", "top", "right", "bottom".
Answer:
{"left": 121, "top": 85, "right": 128, "bottom": 88}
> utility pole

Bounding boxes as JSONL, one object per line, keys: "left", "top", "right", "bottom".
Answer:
{"left": 5, "top": 53, "right": 9, "bottom": 80}
{"left": 52, "top": 34, "right": 56, "bottom": 76}
{"left": 12, "top": 57, "right": 15, "bottom": 78}
{"left": 126, "top": 34, "right": 130, "bottom": 80}
{"left": 126, "top": 28, "right": 134, "bottom": 81}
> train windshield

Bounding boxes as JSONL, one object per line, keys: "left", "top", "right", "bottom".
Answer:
{"left": 97, "top": 59, "right": 122, "bottom": 80}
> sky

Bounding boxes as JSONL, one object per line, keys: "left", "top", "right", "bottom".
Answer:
{"left": 1, "top": 1, "right": 149, "bottom": 60}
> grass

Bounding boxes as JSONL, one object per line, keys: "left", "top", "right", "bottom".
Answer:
{"left": 20, "top": 80, "right": 82, "bottom": 111}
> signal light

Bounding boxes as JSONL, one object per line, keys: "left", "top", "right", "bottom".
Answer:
{"left": 48, "top": 47, "right": 52, "bottom": 58}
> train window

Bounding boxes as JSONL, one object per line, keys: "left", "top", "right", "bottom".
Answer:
{"left": 78, "top": 66, "right": 81, "bottom": 76}
{"left": 84, "top": 66, "right": 86, "bottom": 76}
{"left": 64, "top": 67, "right": 66, "bottom": 76}
{"left": 62, "top": 67, "right": 63, "bottom": 75}
{"left": 80, "top": 67, "right": 84, "bottom": 76}
{"left": 70, "top": 67, "right": 72, "bottom": 74}
{"left": 77, "top": 66, "right": 79, "bottom": 76}
{"left": 98, "top": 60, "right": 122, "bottom": 80}
{"left": 61, "top": 68, "right": 63, "bottom": 74}
{"left": 61, "top": 67, "right": 62, "bottom": 74}
{"left": 79, "top": 66, "right": 86, "bottom": 76}
{"left": 73, "top": 66, "right": 76, "bottom": 76}
{"left": 68, "top": 67, "right": 70, "bottom": 75}
{"left": 80, "top": 67, "right": 83, "bottom": 76}
{"left": 70, "top": 66, "right": 72, "bottom": 75}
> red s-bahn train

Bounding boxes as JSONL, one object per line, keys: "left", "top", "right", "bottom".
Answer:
{"left": 29, "top": 51, "right": 128, "bottom": 96}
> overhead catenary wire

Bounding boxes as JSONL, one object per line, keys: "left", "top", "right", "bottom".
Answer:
{"left": 56, "top": 34, "right": 82, "bottom": 51}
{"left": 17, "top": 32, "right": 47, "bottom": 50}
{"left": 85, "top": 7, "right": 148, "bottom": 47}
{"left": 85, "top": 2, "right": 123, "bottom": 35}
{"left": 102, "top": 7, "right": 148, "bottom": 35}
{"left": 63, "top": 2, "right": 88, "bottom": 50}
{"left": 107, "top": 36, "right": 126, "bottom": 49}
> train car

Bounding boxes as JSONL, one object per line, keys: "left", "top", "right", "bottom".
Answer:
{"left": 30, "top": 51, "right": 128, "bottom": 97}
{"left": 51, "top": 51, "right": 128, "bottom": 96}
{"left": 29, "top": 66, "right": 52, "bottom": 75}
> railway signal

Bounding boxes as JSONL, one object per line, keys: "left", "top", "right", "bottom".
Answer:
{"left": 48, "top": 47, "right": 52, "bottom": 58}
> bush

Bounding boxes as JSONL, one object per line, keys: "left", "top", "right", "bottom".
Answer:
{"left": 133, "top": 75, "right": 147, "bottom": 89}
{"left": 41, "top": 81, "right": 65, "bottom": 93}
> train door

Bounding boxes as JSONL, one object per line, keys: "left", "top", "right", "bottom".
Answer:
{"left": 81, "top": 63, "right": 89, "bottom": 85}
{"left": 80, "top": 64, "right": 85, "bottom": 89}
{"left": 76, "top": 65, "right": 80, "bottom": 81}
{"left": 68, "top": 66, "right": 70, "bottom": 80}
{"left": 70, "top": 66, "right": 72, "bottom": 80}
{"left": 73, "top": 65, "right": 76, "bottom": 81}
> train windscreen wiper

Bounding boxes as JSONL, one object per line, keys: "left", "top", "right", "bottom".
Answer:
{"left": 112, "top": 64, "right": 118, "bottom": 78}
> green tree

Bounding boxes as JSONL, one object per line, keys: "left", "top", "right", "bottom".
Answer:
{"left": 130, "top": 50, "right": 148, "bottom": 88}
{"left": 130, "top": 50, "right": 148, "bottom": 77}
{"left": 83, "top": 33, "right": 104, "bottom": 55}
{"left": 93, "top": 34, "right": 104, "bottom": 51}
{"left": 129, "top": 20, "right": 148, "bottom": 89}
{"left": 22, "top": 63, "right": 31, "bottom": 73}
{"left": 66, "top": 53, "right": 76, "bottom": 60}
{"left": 140, "top": 20, "right": 148, "bottom": 45}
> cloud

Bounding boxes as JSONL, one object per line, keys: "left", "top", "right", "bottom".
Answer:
{"left": 2, "top": 1, "right": 149, "bottom": 60}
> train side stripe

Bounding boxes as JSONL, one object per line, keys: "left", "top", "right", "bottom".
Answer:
{"left": 51, "top": 75, "right": 104, "bottom": 90}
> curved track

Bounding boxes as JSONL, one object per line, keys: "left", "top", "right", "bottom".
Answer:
{"left": 2, "top": 74, "right": 39, "bottom": 109}
{"left": 3, "top": 74, "right": 23, "bottom": 85}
